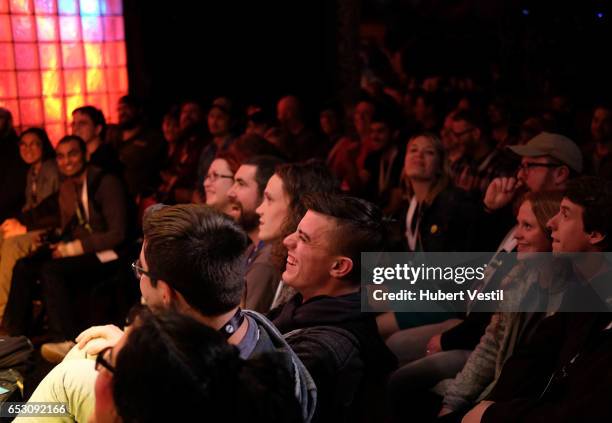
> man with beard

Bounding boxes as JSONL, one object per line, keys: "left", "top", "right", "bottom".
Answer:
{"left": 107, "top": 96, "right": 167, "bottom": 198}
{"left": 227, "top": 155, "right": 284, "bottom": 309}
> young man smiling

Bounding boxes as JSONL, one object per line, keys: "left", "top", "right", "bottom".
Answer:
{"left": 463, "top": 176, "right": 612, "bottom": 423}
{"left": 269, "top": 193, "right": 397, "bottom": 422}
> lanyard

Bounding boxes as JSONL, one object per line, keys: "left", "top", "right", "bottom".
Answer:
{"left": 405, "top": 196, "right": 420, "bottom": 251}
{"left": 218, "top": 308, "right": 245, "bottom": 339}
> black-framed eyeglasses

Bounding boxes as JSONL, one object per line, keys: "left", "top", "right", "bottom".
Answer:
{"left": 131, "top": 260, "right": 155, "bottom": 281}
{"left": 205, "top": 172, "right": 234, "bottom": 182}
{"left": 95, "top": 346, "right": 115, "bottom": 373}
{"left": 518, "top": 162, "right": 562, "bottom": 173}
{"left": 450, "top": 127, "right": 475, "bottom": 138}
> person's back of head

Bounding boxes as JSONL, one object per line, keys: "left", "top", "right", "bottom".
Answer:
{"left": 111, "top": 309, "right": 303, "bottom": 423}
{"left": 142, "top": 204, "right": 249, "bottom": 315}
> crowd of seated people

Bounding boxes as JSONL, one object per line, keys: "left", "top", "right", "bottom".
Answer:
{"left": 1, "top": 39, "right": 612, "bottom": 422}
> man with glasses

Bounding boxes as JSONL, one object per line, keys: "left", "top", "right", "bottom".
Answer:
{"left": 450, "top": 110, "right": 515, "bottom": 196}
{"left": 14, "top": 204, "right": 315, "bottom": 423}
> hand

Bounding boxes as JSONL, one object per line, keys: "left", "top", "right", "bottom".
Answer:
{"left": 438, "top": 406, "right": 454, "bottom": 417}
{"left": 483, "top": 177, "right": 523, "bottom": 211}
{"left": 50, "top": 243, "right": 63, "bottom": 258}
{"left": 1, "top": 219, "right": 26, "bottom": 238}
{"left": 462, "top": 401, "right": 494, "bottom": 423}
{"left": 425, "top": 334, "right": 442, "bottom": 355}
{"left": 76, "top": 324, "right": 124, "bottom": 355}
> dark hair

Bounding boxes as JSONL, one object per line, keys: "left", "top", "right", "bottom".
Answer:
{"left": 19, "top": 127, "right": 55, "bottom": 161}
{"left": 270, "top": 160, "right": 340, "bottom": 271}
{"left": 243, "top": 155, "right": 285, "bottom": 198}
{"left": 57, "top": 135, "right": 87, "bottom": 156}
{"left": 142, "top": 204, "right": 249, "bottom": 315}
{"left": 113, "top": 309, "right": 302, "bottom": 423}
{"left": 564, "top": 176, "right": 612, "bottom": 250}
{"left": 227, "top": 133, "right": 287, "bottom": 165}
{"left": 72, "top": 105, "right": 107, "bottom": 137}
{"left": 302, "top": 193, "right": 386, "bottom": 281}
{"left": 370, "top": 108, "right": 396, "bottom": 129}
{"left": 119, "top": 95, "right": 144, "bottom": 110}
{"left": 452, "top": 109, "right": 484, "bottom": 130}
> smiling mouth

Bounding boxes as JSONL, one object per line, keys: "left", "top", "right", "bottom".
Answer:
{"left": 286, "top": 255, "right": 297, "bottom": 266}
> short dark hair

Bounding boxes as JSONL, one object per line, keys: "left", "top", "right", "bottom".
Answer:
{"left": 142, "top": 204, "right": 249, "bottom": 315}
{"left": 242, "top": 155, "right": 285, "bottom": 198}
{"left": 302, "top": 193, "right": 386, "bottom": 281}
{"left": 57, "top": 135, "right": 87, "bottom": 156}
{"left": 565, "top": 176, "right": 612, "bottom": 250}
{"left": 452, "top": 109, "right": 484, "bottom": 130}
{"left": 72, "top": 105, "right": 106, "bottom": 129}
{"left": 119, "top": 95, "right": 144, "bottom": 110}
{"left": 113, "top": 309, "right": 302, "bottom": 423}
{"left": 20, "top": 127, "right": 55, "bottom": 161}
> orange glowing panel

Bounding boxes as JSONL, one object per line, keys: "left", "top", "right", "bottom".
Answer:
{"left": 61, "top": 42, "right": 84, "bottom": 68}
{"left": 1, "top": 0, "right": 129, "bottom": 133}
{"left": 43, "top": 95, "right": 62, "bottom": 121}
{"left": 117, "top": 66, "right": 127, "bottom": 92}
{"left": 19, "top": 98, "right": 43, "bottom": 126}
{"left": 41, "top": 69, "right": 60, "bottom": 95}
{"left": 84, "top": 43, "right": 102, "bottom": 67}
{"left": 39, "top": 42, "right": 60, "bottom": 69}
{"left": 0, "top": 43, "right": 15, "bottom": 70}
{"left": 10, "top": 0, "right": 33, "bottom": 14}
{"left": 86, "top": 68, "right": 105, "bottom": 92}
{"left": 46, "top": 122, "right": 63, "bottom": 145}
{"left": 17, "top": 70, "right": 41, "bottom": 96}
{"left": 65, "top": 94, "right": 83, "bottom": 119}
{"left": 14, "top": 43, "right": 39, "bottom": 70}
{"left": 64, "top": 68, "right": 84, "bottom": 94}
{"left": 36, "top": 16, "right": 59, "bottom": 41}
{"left": 86, "top": 93, "right": 108, "bottom": 116}
{"left": 0, "top": 71, "right": 17, "bottom": 97}
{"left": 0, "top": 15, "right": 12, "bottom": 42}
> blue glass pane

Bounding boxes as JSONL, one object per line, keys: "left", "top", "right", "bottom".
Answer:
{"left": 79, "top": 0, "right": 99, "bottom": 16}
{"left": 58, "top": 0, "right": 77, "bottom": 15}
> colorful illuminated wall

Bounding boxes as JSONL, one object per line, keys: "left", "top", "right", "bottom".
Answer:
{"left": 0, "top": 0, "right": 127, "bottom": 143}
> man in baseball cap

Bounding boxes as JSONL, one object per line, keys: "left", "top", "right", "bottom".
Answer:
{"left": 480, "top": 131, "right": 583, "bottom": 253}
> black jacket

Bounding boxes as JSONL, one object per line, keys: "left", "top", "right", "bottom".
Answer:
{"left": 399, "top": 186, "right": 481, "bottom": 252}
{"left": 483, "top": 312, "right": 612, "bottom": 422}
{"left": 269, "top": 291, "right": 398, "bottom": 422}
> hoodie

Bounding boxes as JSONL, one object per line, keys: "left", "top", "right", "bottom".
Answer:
{"left": 244, "top": 310, "right": 317, "bottom": 423}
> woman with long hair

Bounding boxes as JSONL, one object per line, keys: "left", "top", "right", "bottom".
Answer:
{"left": 249, "top": 160, "right": 339, "bottom": 311}
{"left": 402, "top": 132, "right": 479, "bottom": 252}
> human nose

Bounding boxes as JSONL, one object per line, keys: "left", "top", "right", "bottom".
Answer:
{"left": 283, "top": 232, "right": 296, "bottom": 249}
{"left": 547, "top": 213, "right": 558, "bottom": 232}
